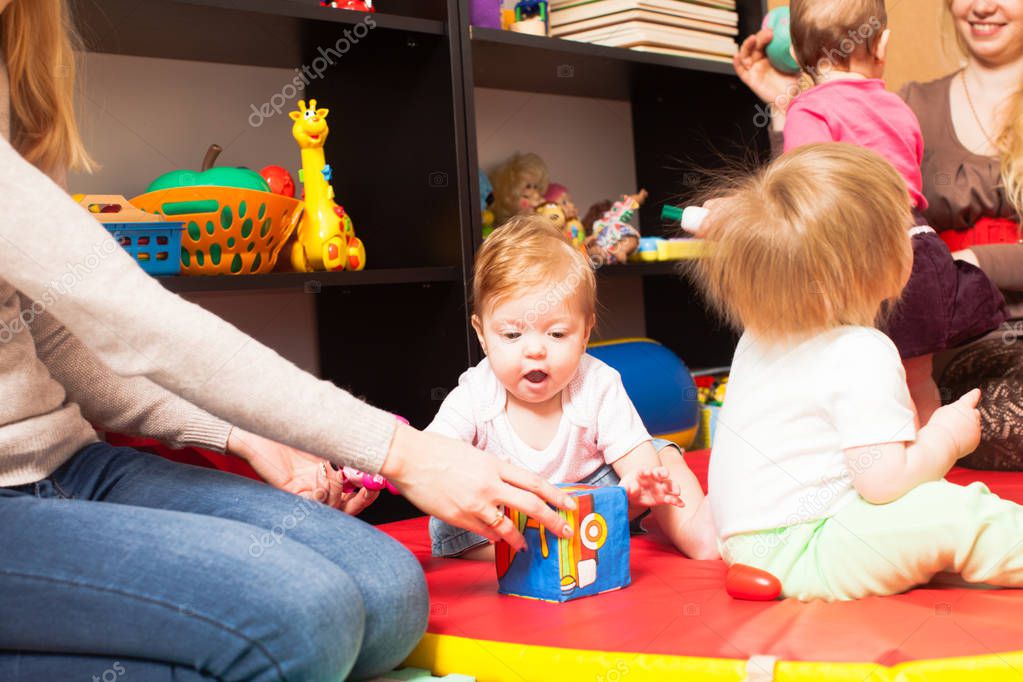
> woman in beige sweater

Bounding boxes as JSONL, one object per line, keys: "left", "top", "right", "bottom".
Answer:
{"left": 734, "top": 0, "right": 1023, "bottom": 471}
{"left": 0, "top": 2, "right": 576, "bottom": 680}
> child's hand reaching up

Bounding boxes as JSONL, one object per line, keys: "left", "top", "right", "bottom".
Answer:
{"left": 620, "top": 466, "right": 685, "bottom": 508}
{"left": 927, "top": 388, "right": 982, "bottom": 460}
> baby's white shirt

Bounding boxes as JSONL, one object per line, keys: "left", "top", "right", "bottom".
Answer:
{"left": 427, "top": 355, "right": 652, "bottom": 482}
{"left": 709, "top": 326, "right": 918, "bottom": 539}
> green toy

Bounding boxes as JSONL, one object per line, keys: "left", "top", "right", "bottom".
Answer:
{"left": 147, "top": 144, "right": 270, "bottom": 193}
{"left": 763, "top": 7, "right": 800, "bottom": 75}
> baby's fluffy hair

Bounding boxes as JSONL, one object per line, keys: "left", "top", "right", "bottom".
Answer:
{"left": 790, "top": 0, "right": 887, "bottom": 72}
{"left": 694, "top": 143, "right": 912, "bottom": 341}
{"left": 473, "top": 215, "right": 596, "bottom": 318}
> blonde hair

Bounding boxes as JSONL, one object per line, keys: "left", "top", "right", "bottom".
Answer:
{"left": 996, "top": 96, "right": 1023, "bottom": 214}
{"left": 0, "top": 0, "right": 94, "bottom": 176}
{"left": 790, "top": 0, "right": 887, "bottom": 73}
{"left": 473, "top": 215, "right": 596, "bottom": 319}
{"left": 695, "top": 143, "right": 912, "bottom": 341}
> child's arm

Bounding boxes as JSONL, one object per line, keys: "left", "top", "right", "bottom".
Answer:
{"left": 612, "top": 442, "right": 720, "bottom": 559}
{"left": 844, "top": 389, "right": 981, "bottom": 504}
{"left": 612, "top": 440, "right": 684, "bottom": 508}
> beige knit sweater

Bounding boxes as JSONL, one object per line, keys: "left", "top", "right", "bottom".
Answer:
{"left": 0, "top": 63, "right": 396, "bottom": 486}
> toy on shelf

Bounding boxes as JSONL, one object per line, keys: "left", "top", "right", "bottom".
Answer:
{"left": 131, "top": 145, "right": 303, "bottom": 275}
{"left": 536, "top": 201, "right": 566, "bottom": 230}
{"left": 762, "top": 7, "right": 800, "bottom": 74}
{"left": 147, "top": 144, "right": 270, "bottom": 193}
{"left": 490, "top": 152, "right": 549, "bottom": 225}
{"left": 630, "top": 236, "right": 706, "bottom": 262}
{"left": 585, "top": 189, "right": 647, "bottom": 265}
{"left": 587, "top": 338, "right": 700, "bottom": 449}
{"left": 495, "top": 483, "right": 629, "bottom": 602}
{"left": 661, "top": 204, "right": 709, "bottom": 235}
{"left": 469, "top": 0, "right": 502, "bottom": 29}
{"left": 260, "top": 165, "right": 296, "bottom": 198}
{"left": 510, "top": 0, "right": 549, "bottom": 35}
{"left": 289, "top": 99, "right": 366, "bottom": 272}
{"left": 479, "top": 169, "right": 496, "bottom": 239}
{"left": 545, "top": 182, "right": 585, "bottom": 249}
{"left": 77, "top": 194, "right": 184, "bottom": 276}
{"left": 321, "top": 0, "right": 375, "bottom": 12}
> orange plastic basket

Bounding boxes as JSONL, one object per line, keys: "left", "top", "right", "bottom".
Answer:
{"left": 131, "top": 187, "right": 303, "bottom": 275}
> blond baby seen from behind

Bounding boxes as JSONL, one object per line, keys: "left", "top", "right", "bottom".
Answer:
{"left": 695, "top": 143, "right": 1023, "bottom": 601}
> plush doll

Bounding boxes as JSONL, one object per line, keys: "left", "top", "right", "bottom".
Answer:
{"left": 545, "top": 182, "right": 585, "bottom": 248}
{"left": 490, "top": 152, "right": 550, "bottom": 225}
{"left": 536, "top": 202, "right": 567, "bottom": 231}
{"left": 585, "top": 189, "right": 647, "bottom": 265}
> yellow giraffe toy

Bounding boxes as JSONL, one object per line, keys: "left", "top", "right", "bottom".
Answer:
{"left": 289, "top": 99, "right": 366, "bottom": 272}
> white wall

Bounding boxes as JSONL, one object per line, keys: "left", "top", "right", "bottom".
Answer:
{"left": 475, "top": 87, "right": 647, "bottom": 340}
{"left": 70, "top": 52, "right": 320, "bottom": 374}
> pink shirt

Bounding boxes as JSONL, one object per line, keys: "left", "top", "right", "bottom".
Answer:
{"left": 784, "top": 78, "right": 927, "bottom": 210}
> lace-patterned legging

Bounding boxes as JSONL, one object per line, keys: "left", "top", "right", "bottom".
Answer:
{"left": 940, "top": 333, "right": 1023, "bottom": 470}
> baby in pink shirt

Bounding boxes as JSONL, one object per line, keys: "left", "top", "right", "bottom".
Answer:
{"left": 783, "top": 0, "right": 1005, "bottom": 425}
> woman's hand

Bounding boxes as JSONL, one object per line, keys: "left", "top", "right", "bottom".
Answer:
{"left": 380, "top": 423, "right": 577, "bottom": 551}
{"left": 734, "top": 28, "right": 800, "bottom": 108}
{"left": 227, "top": 428, "right": 378, "bottom": 515}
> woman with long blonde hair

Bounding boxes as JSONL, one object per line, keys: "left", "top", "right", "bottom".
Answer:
{"left": 733, "top": 0, "right": 1023, "bottom": 471}
{"left": 0, "top": 2, "right": 575, "bottom": 679}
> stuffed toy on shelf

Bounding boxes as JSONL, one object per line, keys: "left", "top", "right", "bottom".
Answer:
{"left": 490, "top": 152, "right": 550, "bottom": 225}
{"left": 585, "top": 189, "right": 647, "bottom": 265}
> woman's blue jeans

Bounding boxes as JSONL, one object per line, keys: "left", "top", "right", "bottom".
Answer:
{"left": 0, "top": 442, "right": 428, "bottom": 681}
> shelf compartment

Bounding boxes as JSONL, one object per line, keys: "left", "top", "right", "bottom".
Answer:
{"left": 72, "top": 0, "right": 444, "bottom": 68}
{"left": 158, "top": 266, "right": 461, "bottom": 292}
{"left": 470, "top": 26, "right": 735, "bottom": 99}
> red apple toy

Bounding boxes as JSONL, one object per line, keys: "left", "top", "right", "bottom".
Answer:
{"left": 260, "top": 165, "right": 296, "bottom": 198}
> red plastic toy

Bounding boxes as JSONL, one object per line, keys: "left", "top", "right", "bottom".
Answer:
{"left": 725, "top": 564, "right": 782, "bottom": 601}
{"left": 260, "top": 165, "right": 296, "bottom": 198}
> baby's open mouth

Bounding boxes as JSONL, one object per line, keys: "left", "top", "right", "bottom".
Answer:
{"left": 525, "top": 370, "right": 548, "bottom": 384}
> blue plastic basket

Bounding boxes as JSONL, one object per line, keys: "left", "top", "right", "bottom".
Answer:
{"left": 104, "top": 221, "right": 184, "bottom": 276}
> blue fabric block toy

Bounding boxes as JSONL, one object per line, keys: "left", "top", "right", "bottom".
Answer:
{"left": 495, "top": 483, "right": 630, "bottom": 602}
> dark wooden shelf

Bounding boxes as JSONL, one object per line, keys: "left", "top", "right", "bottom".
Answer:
{"left": 73, "top": 0, "right": 444, "bottom": 68}
{"left": 598, "top": 261, "right": 690, "bottom": 278}
{"left": 174, "top": 0, "right": 445, "bottom": 34}
{"left": 470, "top": 26, "right": 735, "bottom": 99}
{"left": 158, "top": 266, "right": 461, "bottom": 292}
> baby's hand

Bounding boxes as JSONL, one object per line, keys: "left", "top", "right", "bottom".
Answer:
{"left": 620, "top": 466, "right": 685, "bottom": 508}
{"left": 927, "top": 388, "right": 982, "bottom": 459}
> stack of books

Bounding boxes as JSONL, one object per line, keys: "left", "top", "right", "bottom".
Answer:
{"left": 549, "top": 0, "right": 739, "bottom": 63}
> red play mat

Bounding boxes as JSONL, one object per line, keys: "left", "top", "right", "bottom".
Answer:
{"left": 383, "top": 451, "right": 1023, "bottom": 681}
